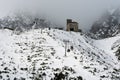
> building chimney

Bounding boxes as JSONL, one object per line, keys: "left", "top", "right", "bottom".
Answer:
{"left": 67, "top": 19, "right": 72, "bottom": 25}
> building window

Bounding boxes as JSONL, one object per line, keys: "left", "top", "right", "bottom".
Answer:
{"left": 70, "top": 28, "right": 74, "bottom": 31}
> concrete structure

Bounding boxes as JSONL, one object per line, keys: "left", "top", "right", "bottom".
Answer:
{"left": 66, "top": 19, "right": 78, "bottom": 32}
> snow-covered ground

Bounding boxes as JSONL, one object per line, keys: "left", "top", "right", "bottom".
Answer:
{"left": 0, "top": 29, "right": 120, "bottom": 80}
{"left": 93, "top": 36, "right": 120, "bottom": 63}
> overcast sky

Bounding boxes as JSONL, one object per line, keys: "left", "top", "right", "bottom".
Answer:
{"left": 0, "top": 0, "right": 120, "bottom": 31}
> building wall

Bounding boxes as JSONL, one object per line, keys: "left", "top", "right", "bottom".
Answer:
{"left": 66, "top": 19, "right": 78, "bottom": 32}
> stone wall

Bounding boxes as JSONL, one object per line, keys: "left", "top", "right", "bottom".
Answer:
{"left": 66, "top": 19, "right": 78, "bottom": 32}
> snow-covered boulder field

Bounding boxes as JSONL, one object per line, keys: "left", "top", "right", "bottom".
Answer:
{"left": 0, "top": 29, "right": 120, "bottom": 80}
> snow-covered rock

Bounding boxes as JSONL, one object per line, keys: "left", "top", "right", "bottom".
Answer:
{"left": 0, "top": 29, "right": 120, "bottom": 80}
{"left": 90, "top": 9, "right": 120, "bottom": 39}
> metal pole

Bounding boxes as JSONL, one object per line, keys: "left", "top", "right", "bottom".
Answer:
{"left": 65, "top": 42, "right": 67, "bottom": 57}
{"left": 64, "top": 40, "right": 69, "bottom": 57}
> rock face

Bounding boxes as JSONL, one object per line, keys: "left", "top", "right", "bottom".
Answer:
{"left": 0, "top": 15, "right": 50, "bottom": 32}
{"left": 90, "top": 9, "right": 120, "bottom": 39}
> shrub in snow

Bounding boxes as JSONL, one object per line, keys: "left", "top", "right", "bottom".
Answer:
{"left": 67, "top": 49, "right": 70, "bottom": 52}
{"left": 115, "top": 47, "right": 120, "bottom": 60}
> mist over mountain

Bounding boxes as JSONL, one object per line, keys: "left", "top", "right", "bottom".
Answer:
{"left": 1, "top": 0, "right": 120, "bottom": 31}
{"left": 1, "top": 0, "right": 120, "bottom": 80}
{"left": 90, "top": 8, "right": 120, "bottom": 39}
{"left": 0, "top": 12, "right": 63, "bottom": 34}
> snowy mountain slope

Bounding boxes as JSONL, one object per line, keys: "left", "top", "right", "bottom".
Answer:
{"left": 0, "top": 29, "right": 120, "bottom": 80}
{"left": 48, "top": 30, "right": 120, "bottom": 79}
{"left": 90, "top": 8, "right": 120, "bottom": 39}
{"left": 93, "top": 36, "right": 120, "bottom": 61}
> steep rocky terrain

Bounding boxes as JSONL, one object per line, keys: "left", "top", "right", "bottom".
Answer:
{"left": 90, "top": 9, "right": 120, "bottom": 39}
{"left": 0, "top": 14, "right": 51, "bottom": 33}
{"left": 0, "top": 28, "right": 120, "bottom": 80}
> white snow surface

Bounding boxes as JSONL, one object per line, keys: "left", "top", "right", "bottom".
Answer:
{"left": 0, "top": 28, "right": 120, "bottom": 80}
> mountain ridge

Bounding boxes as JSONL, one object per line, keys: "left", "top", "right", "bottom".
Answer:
{"left": 90, "top": 8, "right": 120, "bottom": 39}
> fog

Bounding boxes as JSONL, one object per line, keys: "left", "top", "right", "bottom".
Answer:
{"left": 0, "top": 0, "right": 120, "bottom": 31}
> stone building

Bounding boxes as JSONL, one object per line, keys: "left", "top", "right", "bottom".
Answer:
{"left": 66, "top": 19, "right": 78, "bottom": 32}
